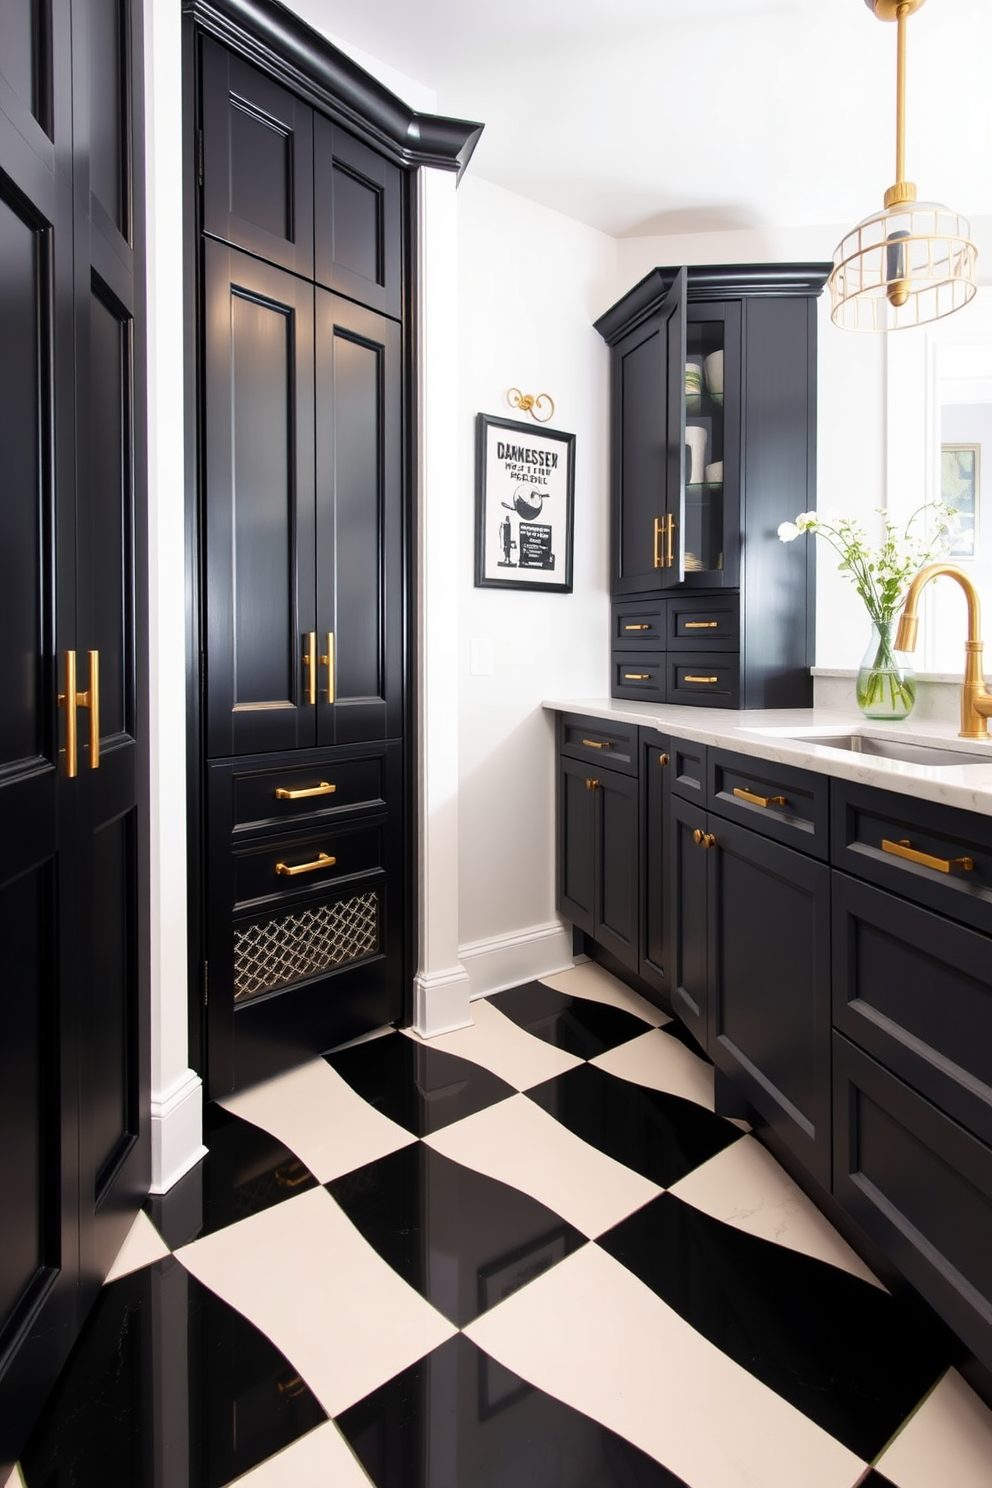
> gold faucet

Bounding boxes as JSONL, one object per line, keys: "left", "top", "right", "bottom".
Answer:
{"left": 895, "top": 563, "right": 992, "bottom": 740}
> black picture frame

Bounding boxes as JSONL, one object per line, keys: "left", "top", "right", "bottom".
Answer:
{"left": 475, "top": 413, "right": 575, "bottom": 592}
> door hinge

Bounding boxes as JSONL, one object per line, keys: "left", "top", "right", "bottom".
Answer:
{"left": 203, "top": 961, "right": 209, "bottom": 1006}
{"left": 197, "top": 129, "right": 204, "bottom": 187}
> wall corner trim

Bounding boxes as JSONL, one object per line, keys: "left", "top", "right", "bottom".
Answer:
{"left": 412, "top": 966, "right": 473, "bottom": 1039}
{"left": 149, "top": 1070, "right": 206, "bottom": 1194}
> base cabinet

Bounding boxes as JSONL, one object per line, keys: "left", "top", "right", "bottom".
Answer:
{"left": 557, "top": 753, "right": 639, "bottom": 975}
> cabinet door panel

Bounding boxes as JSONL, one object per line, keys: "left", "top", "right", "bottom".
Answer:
{"left": 596, "top": 769, "right": 639, "bottom": 972}
{"left": 640, "top": 734, "right": 670, "bottom": 998}
{"left": 314, "top": 118, "right": 402, "bottom": 318}
{"left": 557, "top": 755, "right": 595, "bottom": 935}
{"left": 669, "top": 791, "right": 709, "bottom": 1047}
{"left": 710, "top": 817, "right": 831, "bottom": 1188}
{"left": 204, "top": 242, "right": 316, "bottom": 757}
{"left": 315, "top": 292, "right": 401, "bottom": 745}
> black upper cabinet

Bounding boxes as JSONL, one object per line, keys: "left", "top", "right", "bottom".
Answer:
{"left": 314, "top": 118, "right": 402, "bottom": 319}
{"left": 595, "top": 264, "right": 830, "bottom": 710}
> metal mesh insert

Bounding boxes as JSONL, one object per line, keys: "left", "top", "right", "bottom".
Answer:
{"left": 233, "top": 891, "right": 379, "bottom": 1003}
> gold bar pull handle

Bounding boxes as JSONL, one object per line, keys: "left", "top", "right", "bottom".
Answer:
{"left": 624, "top": 623, "right": 650, "bottom": 632}
{"left": 581, "top": 739, "right": 610, "bottom": 749}
{"left": 684, "top": 675, "right": 718, "bottom": 685}
{"left": 320, "top": 633, "right": 335, "bottom": 704}
{"left": 685, "top": 621, "right": 718, "bottom": 629}
{"left": 665, "top": 513, "right": 676, "bottom": 568}
{"left": 77, "top": 650, "right": 99, "bottom": 769}
{"left": 881, "top": 838, "right": 975, "bottom": 874}
{"left": 274, "top": 781, "right": 336, "bottom": 801}
{"left": 733, "top": 786, "right": 786, "bottom": 809}
{"left": 653, "top": 517, "right": 664, "bottom": 569}
{"left": 275, "top": 851, "right": 336, "bottom": 877}
{"left": 58, "top": 650, "right": 78, "bottom": 778}
{"left": 303, "top": 632, "right": 317, "bottom": 705}
{"left": 625, "top": 673, "right": 651, "bottom": 681}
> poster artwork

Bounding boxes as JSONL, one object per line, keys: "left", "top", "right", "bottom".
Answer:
{"left": 476, "top": 416, "right": 575, "bottom": 592}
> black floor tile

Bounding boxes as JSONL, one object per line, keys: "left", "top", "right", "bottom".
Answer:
{"left": 656, "top": 1017, "right": 712, "bottom": 1065}
{"left": 325, "top": 1031, "right": 516, "bottom": 1136}
{"left": 335, "top": 1333, "right": 690, "bottom": 1488}
{"left": 20, "top": 1256, "right": 326, "bottom": 1488}
{"left": 327, "top": 1144, "right": 586, "bottom": 1326}
{"left": 598, "top": 1192, "right": 953, "bottom": 1463}
{"left": 526, "top": 1062, "right": 742, "bottom": 1188}
{"left": 489, "top": 980, "right": 650, "bottom": 1058}
{"left": 144, "top": 1101, "right": 317, "bottom": 1247}
{"left": 858, "top": 1473, "right": 899, "bottom": 1486}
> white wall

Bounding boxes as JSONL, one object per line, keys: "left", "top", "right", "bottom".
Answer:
{"left": 455, "top": 177, "right": 616, "bottom": 997}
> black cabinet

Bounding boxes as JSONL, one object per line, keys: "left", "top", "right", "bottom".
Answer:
{"left": 595, "top": 265, "right": 829, "bottom": 710}
{"left": 639, "top": 730, "right": 672, "bottom": 999}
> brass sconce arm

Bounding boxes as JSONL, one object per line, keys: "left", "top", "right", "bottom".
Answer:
{"left": 895, "top": 562, "right": 992, "bottom": 739}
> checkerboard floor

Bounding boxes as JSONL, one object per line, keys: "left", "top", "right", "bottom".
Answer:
{"left": 12, "top": 963, "right": 992, "bottom": 1487}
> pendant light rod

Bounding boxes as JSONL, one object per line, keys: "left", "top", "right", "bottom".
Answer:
{"left": 894, "top": 1, "right": 908, "bottom": 188}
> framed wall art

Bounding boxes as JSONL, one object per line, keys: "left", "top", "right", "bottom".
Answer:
{"left": 475, "top": 414, "right": 575, "bottom": 592}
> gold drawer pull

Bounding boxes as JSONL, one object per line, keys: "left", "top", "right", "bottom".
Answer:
{"left": 685, "top": 620, "right": 718, "bottom": 629}
{"left": 693, "top": 829, "right": 716, "bottom": 849}
{"left": 274, "top": 781, "right": 336, "bottom": 800}
{"left": 684, "top": 674, "right": 718, "bottom": 684}
{"left": 659, "top": 752, "right": 670, "bottom": 767}
{"left": 585, "top": 778, "right": 600, "bottom": 790}
{"left": 733, "top": 786, "right": 787, "bottom": 809}
{"left": 581, "top": 738, "right": 610, "bottom": 749}
{"left": 625, "top": 673, "right": 651, "bottom": 681}
{"left": 881, "top": 838, "right": 975, "bottom": 874}
{"left": 275, "top": 852, "right": 337, "bottom": 877}
{"left": 624, "top": 623, "right": 651, "bottom": 631}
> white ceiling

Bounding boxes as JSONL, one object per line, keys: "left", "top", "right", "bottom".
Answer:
{"left": 296, "top": 0, "right": 991, "bottom": 240}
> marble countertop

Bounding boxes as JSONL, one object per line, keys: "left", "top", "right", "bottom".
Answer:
{"left": 543, "top": 698, "right": 992, "bottom": 815}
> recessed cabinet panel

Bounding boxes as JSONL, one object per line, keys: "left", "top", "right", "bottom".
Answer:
{"left": 617, "top": 318, "right": 668, "bottom": 595}
{"left": 640, "top": 732, "right": 671, "bottom": 999}
{"left": 314, "top": 119, "right": 402, "bottom": 319}
{"left": 558, "top": 755, "right": 596, "bottom": 935}
{"left": 0, "top": 2, "right": 51, "bottom": 134}
{"left": 597, "top": 769, "right": 639, "bottom": 967}
{"left": 670, "top": 792, "right": 709, "bottom": 1046}
{"left": 87, "top": 0, "right": 127, "bottom": 238}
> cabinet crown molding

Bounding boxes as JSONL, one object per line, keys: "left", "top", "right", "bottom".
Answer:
{"left": 185, "top": 0, "right": 483, "bottom": 176}
{"left": 595, "top": 263, "right": 832, "bottom": 345}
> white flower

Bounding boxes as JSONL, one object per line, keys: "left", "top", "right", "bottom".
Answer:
{"left": 777, "top": 521, "right": 800, "bottom": 542}
{"left": 795, "top": 511, "right": 819, "bottom": 531}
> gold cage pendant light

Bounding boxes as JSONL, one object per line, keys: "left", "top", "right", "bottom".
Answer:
{"left": 828, "top": 0, "right": 978, "bottom": 332}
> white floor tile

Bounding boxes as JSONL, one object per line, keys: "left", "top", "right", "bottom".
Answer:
{"left": 104, "top": 1208, "right": 171, "bottom": 1283}
{"left": 465, "top": 1244, "right": 864, "bottom": 1488}
{"left": 218, "top": 1056, "right": 415, "bottom": 1183}
{"left": 424, "top": 1092, "right": 661, "bottom": 1239}
{"left": 176, "top": 1186, "right": 455, "bottom": 1417}
{"left": 669, "top": 1136, "right": 885, "bottom": 1288}
{"left": 875, "top": 1368, "right": 992, "bottom": 1487}
{"left": 539, "top": 963, "right": 668, "bottom": 1026}
{"left": 227, "top": 1421, "right": 373, "bottom": 1486}
{"left": 591, "top": 1027, "right": 715, "bottom": 1110}
{"left": 4, "top": 1465, "right": 25, "bottom": 1488}
{"left": 404, "top": 997, "right": 582, "bottom": 1089}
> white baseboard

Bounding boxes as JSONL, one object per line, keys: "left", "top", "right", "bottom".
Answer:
{"left": 150, "top": 1069, "right": 207, "bottom": 1194}
{"left": 413, "top": 964, "right": 473, "bottom": 1038}
{"left": 460, "top": 920, "right": 575, "bottom": 1002}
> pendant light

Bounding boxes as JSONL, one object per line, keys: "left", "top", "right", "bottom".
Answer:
{"left": 828, "top": 0, "right": 977, "bottom": 332}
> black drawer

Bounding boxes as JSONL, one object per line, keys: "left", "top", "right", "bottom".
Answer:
{"left": 666, "top": 653, "right": 739, "bottom": 708}
{"left": 832, "top": 781, "right": 992, "bottom": 934}
{"left": 559, "top": 713, "right": 638, "bottom": 774}
{"left": 612, "top": 600, "right": 666, "bottom": 648}
{"left": 833, "top": 1032, "right": 992, "bottom": 1374}
{"left": 668, "top": 595, "right": 738, "bottom": 650}
{"left": 709, "top": 748, "right": 829, "bottom": 859}
{"left": 612, "top": 652, "right": 665, "bottom": 703}
{"left": 231, "top": 753, "right": 391, "bottom": 832}
{"left": 232, "top": 820, "right": 386, "bottom": 913}
{"left": 671, "top": 738, "right": 706, "bottom": 801}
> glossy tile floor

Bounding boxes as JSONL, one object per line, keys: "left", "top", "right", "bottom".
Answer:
{"left": 11, "top": 963, "right": 992, "bottom": 1487}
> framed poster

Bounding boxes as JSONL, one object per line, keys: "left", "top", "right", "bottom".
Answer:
{"left": 475, "top": 414, "right": 575, "bottom": 591}
{"left": 941, "top": 443, "right": 980, "bottom": 558}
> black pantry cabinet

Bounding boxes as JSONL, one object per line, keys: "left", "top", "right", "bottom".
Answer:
{"left": 185, "top": 1, "right": 480, "bottom": 1097}
{"left": 595, "top": 265, "right": 830, "bottom": 710}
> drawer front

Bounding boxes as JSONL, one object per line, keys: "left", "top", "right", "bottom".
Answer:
{"left": 559, "top": 712, "right": 638, "bottom": 774}
{"left": 233, "top": 820, "right": 386, "bottom": 913}
{"left": 667, "top": 653, "right": 739, "bottom": 708}
{"left": 229, "top": 751, "right": 394, "bottom": 833}
{"left": 709, "top": 748, "right": 829, "bottom": 859}
{"left": 613, "top": 600, "right": 666, "bottom": 648}
{"left": 668, "top": 596, "right": 738, "bottom": 650}
{"left": 671, "top": 738, "right": 706, "bottom": 801}
{"left": 832, "top": 871, "right": 992, "bottom": 1149}
{"left": 833, "top": 1032, "right": 992, "bottom": 1373}
{"left": 612, "top": 652, "right": 665, "bottom": 704}
{"left": 832, "top": 781, "right": 992, "bottom": 933}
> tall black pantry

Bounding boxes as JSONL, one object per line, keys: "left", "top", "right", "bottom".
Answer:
{"left": 185, "top": 0, "right": 480, "bottom": 1097}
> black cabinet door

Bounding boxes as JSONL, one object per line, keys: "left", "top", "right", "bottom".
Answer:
{"left": 595, "top": 767, "right": 640, "bottom": 973}
{"left": 669, "top": 791, "right": 709, "bottom": 1048}
{"left": 314, "top": 117, "right": 402, "bottom": 319}
{"left": 710, "top": 817, "right": 831, "bottom": 1189}
{"left": 203, "top": 241, "right": 317, "bottom": 758}
{"left": 557, "top": 755, "right": 596, "bottom": 936}
{"left": 640, "top": 733, "right": 671, "bottom": 999}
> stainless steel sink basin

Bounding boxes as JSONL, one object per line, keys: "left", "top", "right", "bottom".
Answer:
{"left": 780, "top": 734, "right": 992, "bottom": 767}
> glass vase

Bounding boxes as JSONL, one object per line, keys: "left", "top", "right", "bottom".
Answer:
{"left": 856, "top": 618, "right": 916, "bottom": 720}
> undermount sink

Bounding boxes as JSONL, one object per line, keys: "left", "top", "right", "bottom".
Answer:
{"left": 773, "top": 733, "right": 992, "bottom": 768}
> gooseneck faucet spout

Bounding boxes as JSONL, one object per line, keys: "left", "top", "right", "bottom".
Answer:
{"left": 895, "top": 563, "right": 992, "bottom": 740}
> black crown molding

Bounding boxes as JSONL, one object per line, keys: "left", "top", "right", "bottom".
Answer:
{"left": 595, "top": 263, "right": 833, "bottom": 344}
{"left": 185, "top": 0, "right": 483, "bottom": 177}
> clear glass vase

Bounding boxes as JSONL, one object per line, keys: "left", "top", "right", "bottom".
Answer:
{"left": 856, "top": 617, "right": 916, "bottom": 720}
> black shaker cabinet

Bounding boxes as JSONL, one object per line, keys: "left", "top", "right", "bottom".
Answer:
{"left": 595, "top": 265, "right": 830, "bottom": 710}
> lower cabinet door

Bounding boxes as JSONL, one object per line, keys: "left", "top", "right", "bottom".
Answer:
{"left": 557, "top": 754, "right": 597, "bottom": 936}
{"left": 594, "top": 767, "right": 640, "bottom": 973}
{"left": 710, "top": 818, "right": 831, "bottom": 1188}
{"left": 669, "top": 792, "right": 710, "bottom": 1048}
{"left": 640, "top": 732, "right": 671, "bottom": 999}
{"left": 834, "top": 1032, "right": 992, "bottom": 1375}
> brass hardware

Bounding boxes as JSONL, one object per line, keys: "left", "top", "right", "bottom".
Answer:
{"left": 275, "top": 852, "right": 336, "bottom": 876}
{"left": 684, "top": 675, "right": 718, "bottom": 685}
{"left": 659, "top": 752, "right": 670, "bottom": 767}
{"left": 881, "top": 838, "right": 975, "bottom": 874}
{"left": 581, "top": 739, "right": 610, "bottom": 749}
{"left": 79, "top": 651, "right": 99, "bottom": 769}
{"left": 624, "top": 623, "right": 651, "bottom": 631}
{"left": 665, "top": 512, "right": 675, "bottom": 567}
{"left": 733, "top": 786, "right": 787, "bottom": 809}
{"left": 507, "top": 388, "right": 555, "bottom": 423}
{"left": 58, "top": 650, "right": 100, "bottom": 776}
{"left": 303, "top": 632, "right": 317, "bottom": 705}
{"left": 896, "top": 564, "right": 992, "bottom": 740}
{"left": 585, "top": 778, "right": 600, "bottom": 791}
{"left": 320, "top": 632, "right": 335, "bottom": 704}
{"left": 624, "top": 673, "right": 651, "bottom": 681}
{"left": 684, "top": 621, "right": 718, "bottom": 629}
{"left": 654, "top": 517, "right": 664, "bottom": 569}
{"left": 693, "top": 829, "right": 716, "bottom": 849}
{"left": 274, "top": 781, "right": 336, "bottom": 800}
{"left": 274, "top": 1161, "right": 312, "bottom": 1188}
{"left": 276, "top": 1375, "right": 307, "bottom": 1398}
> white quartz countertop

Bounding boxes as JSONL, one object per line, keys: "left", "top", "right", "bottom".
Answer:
{"left": 543, "top": 698, "right": 992, "bottom": 816}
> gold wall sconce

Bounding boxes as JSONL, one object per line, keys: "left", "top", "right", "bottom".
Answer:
{"left": 507, "top": 388, "right": 555, "bottom": 422}
{"left": 828, "top": 0, "right": 977, "bottom": 331}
